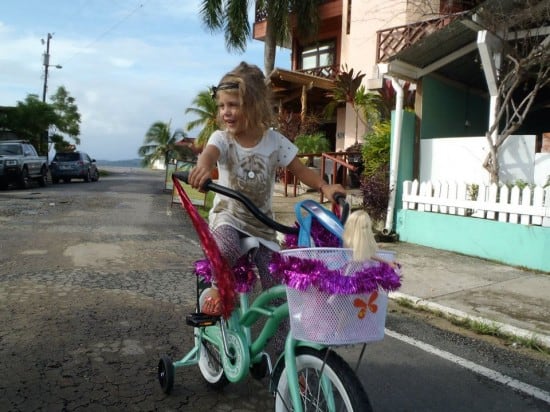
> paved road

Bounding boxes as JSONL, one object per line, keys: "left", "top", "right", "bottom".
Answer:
{"left": 0, "top": 169, "right": 274, "bottom": 411}
{"left": 1, "top": 168, "right": 548, "bottom": 411}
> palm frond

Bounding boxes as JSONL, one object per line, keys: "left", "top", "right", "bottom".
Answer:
{"left": 224, "top": 0, "right": 250, "bottom": 52}
{"left": 200, "top": 0, "right": 224, "bottom": 31}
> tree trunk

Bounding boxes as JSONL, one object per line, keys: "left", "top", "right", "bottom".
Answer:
{"left": 483, "top": 133, "right": 499, "bottom": 184}
{"left": 263, "top": 17, "right": 277, "bottom": 76}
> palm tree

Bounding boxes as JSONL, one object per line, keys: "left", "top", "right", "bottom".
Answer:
{"left": 184, "top": 90, "right": 219, "bottom": 149}
{"left": 199, "top": 0, "right": 321, "bottom": 75}
{"left": 138, "top": 121, "right": 181, "bottom": 168}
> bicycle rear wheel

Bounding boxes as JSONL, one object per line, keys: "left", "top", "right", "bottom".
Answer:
{"left": 198, "top": 337, "right": 229, "bottom": 389}
{"left": 273, "top": 347, "right": 372, "bottom": 412}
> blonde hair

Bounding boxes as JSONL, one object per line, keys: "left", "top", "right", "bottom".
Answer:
{"left": 342, "top": 210, "right": 378, "bottom": 261}
{"left": 215, "top": 62, "right": 273, "bottom": 133}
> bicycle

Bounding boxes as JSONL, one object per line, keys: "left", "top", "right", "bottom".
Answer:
{"left": 158, "top": 171, "right": 388, "bottom": 411}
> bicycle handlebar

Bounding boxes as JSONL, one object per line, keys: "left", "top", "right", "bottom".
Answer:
{"left": 172, "top": 170, "right": 349, "bottom": 235}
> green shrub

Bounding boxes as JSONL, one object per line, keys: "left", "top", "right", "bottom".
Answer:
{"left": 294, "top": 132, "right": 331, "bottom": 155}
{"left": 361, "top": 121, "right": 391, "bottom": 177}
{"left": 360, "top": 121, "right": 391, "bottom": 223}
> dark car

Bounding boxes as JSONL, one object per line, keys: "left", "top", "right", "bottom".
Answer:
{"left": 0, "top": 139, "right": 49, "bottom": 189}
{"left": 50, "top": 151, "right": 99, "bottom": 183}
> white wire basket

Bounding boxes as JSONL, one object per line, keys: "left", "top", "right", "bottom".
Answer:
{"left": 279, "top": 247, "right": 394, "bottom": 345}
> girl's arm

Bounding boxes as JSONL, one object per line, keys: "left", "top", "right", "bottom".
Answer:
{"left": 189, "top": 144, "right": 220, "bottom": 190}
{"left": 287, "top": 157, "right": 346, "bottom": 202}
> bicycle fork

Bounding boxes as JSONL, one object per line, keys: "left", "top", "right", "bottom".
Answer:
{"left": 280, "top": 336, "right": 335, "bottom": 412}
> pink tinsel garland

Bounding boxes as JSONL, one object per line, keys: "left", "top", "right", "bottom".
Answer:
{"left": 195, "top": 257, "right": 257, "bottom": 293}
{"left": 269, "top": 252, "right": 402, "bottom": 295}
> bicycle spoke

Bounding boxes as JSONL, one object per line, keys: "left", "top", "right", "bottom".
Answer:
{"left": 203, "top": 341, "right": 222, "bottom": 369}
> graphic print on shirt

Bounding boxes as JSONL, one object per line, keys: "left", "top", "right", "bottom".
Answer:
{"left": 211, "top": 140, "right": 279, "bottom": 241}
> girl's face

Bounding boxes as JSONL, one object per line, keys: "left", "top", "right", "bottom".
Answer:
{"left": 217, "top": 91, "right": 244, "bottom": 136}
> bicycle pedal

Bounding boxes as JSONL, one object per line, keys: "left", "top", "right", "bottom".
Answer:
{"left": 186, "top": 312, "right": 220, "bottom": 327}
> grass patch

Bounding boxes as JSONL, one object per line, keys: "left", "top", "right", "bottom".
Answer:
{"left": 393, "top": 298, "right": 550, "bottom": 355}
{"left": 510, "top": 335, "right": 549, "bottom": 354}
{"left": 198, "top": 191, "right": 214, "bottom": 219}
{"left": 175, "top": 184, "right": 214, "bottom": 219}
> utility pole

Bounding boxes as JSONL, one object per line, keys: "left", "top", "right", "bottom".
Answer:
{"left": 42, "top": 33, "right": 52, "bottom": 102}
{"left": 42, "top": 33, "right": 62, "bottom": 103}
{"left": 41, "top": 33, "right": 62, "bottom": 161}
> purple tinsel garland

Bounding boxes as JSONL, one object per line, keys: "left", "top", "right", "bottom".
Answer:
{"left": 269, "top": 252, "right": 402, "bottom": 295}
{"left": 194, "top": 256, "right": 257, "bottom": 293}
{"left": 284, "top": 219, "right": 341, "bottom": 248}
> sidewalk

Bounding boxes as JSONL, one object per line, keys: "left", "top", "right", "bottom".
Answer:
{"left": 272, "top": 189, "right": 550, "bottom": 349}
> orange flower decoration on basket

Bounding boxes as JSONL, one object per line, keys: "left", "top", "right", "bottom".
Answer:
{"left": 353, "top": 291, "right": 379, "bottom": 319}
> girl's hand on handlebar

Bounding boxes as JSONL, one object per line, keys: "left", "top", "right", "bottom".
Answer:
{"left": 189, "top": 145, "right": 220, "bottom": 190}
{"left": 188, "top": 165, "right": 212, "bottom": 191}
{"left": 321, "top": 183, "right": 346, "bottom": 203}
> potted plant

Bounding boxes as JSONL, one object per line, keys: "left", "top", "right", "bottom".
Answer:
{"left": 293, "top": 132, "right": 331, "bottom": 190}
{"left": 294, "top": 132, "right": 331, "bottom": 167}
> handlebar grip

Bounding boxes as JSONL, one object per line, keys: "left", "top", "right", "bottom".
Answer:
{"left": 173, "top": 171, "right": 212, "bottom": 192}
{"left": 334, "top": 192, "right": 349, "bottom": 225}
{"left": 172, "top": 171, "right": 189, "bottom": 184}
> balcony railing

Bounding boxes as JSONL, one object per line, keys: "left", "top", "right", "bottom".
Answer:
{"left": 255, "top": 0, "right": 335, "bottom": 23}
{"left": 376, "top": 13, "right": 466, "bottom": 63}
{"left": 297, "top": 65, "right": 339, "bottom": 80}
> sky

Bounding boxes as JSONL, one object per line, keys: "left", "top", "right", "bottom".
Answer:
{"left": 0, "top": 0, "right": 291, "bottom": 160}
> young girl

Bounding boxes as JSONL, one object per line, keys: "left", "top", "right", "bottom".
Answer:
{"left": 188, "top": 61, "right": 345, "bottom": 316}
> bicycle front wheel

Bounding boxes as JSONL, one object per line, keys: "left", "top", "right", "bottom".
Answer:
{"left": 273, "top": 347, "right": 372, "bottom": 412}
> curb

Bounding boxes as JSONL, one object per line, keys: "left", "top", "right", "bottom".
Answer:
{"left": 389, "top": 291, "right": 550, "bottom": 350}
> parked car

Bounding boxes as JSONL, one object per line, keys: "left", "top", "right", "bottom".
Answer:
{"left": 50, "top": 151, "right": 99, "bottom": 183}
{"left": 0, "top": 140, "right": 48, "bottom": 189}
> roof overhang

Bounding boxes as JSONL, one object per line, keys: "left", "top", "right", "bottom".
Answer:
{"left": 379, "top": 16, "right": 485, "bottom": 90}
{"left": 267, "top": 68, "right": 335, "bottom": 109}
{"left": 378, "top": 0, "right": 550, "bottom": 100}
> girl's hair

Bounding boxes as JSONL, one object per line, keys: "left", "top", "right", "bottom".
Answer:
{"left": 342, "top": 210, "right": 378, "bottom": 261}
{"left": 214, "top": 62, "right": 273, "bottom": 132}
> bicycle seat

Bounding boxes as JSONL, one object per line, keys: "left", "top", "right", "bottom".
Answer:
{"left": 240, "top": 236, "right": 260, "bottom": 257}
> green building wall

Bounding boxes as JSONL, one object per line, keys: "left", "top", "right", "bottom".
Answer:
{"left": 421, "top": 76, "right": 488, "bottom": 139}
{"left": 392, "top": 76, "right": 548, "bottom": 273}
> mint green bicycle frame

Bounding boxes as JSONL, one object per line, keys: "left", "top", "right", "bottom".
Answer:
{"left": 172, "top": 284, "right": 332, "bottom": 412}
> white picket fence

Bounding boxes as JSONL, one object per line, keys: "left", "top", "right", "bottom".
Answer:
{"left": 402, "top": 180, "right": 550, "bottom": 227}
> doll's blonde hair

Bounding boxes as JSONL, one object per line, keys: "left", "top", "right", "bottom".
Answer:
{"left": 214, "top": 62, "right": 273, "bottom": 133}
{"left": 342, "top": 210, "right": 378, "bottom": 261}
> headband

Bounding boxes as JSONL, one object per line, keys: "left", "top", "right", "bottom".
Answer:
{"left": 210, "top": 82, "right": 239, "bottom": 99}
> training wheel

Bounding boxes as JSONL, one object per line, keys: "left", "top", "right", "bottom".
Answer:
{"left": 158, "top": 355, "right": 174, "bottom": 394}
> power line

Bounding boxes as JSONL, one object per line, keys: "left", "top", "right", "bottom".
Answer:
{"left": 62, "top": 2, "right": 147, "bottom": 65}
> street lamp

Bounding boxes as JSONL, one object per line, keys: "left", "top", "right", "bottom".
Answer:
{"left": 41, "top": 33, "right": 62, "bottom": 162}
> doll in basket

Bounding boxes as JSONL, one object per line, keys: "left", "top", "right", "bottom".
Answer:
{"left": 343, "top": 210, "right": 399, "bottom": 269}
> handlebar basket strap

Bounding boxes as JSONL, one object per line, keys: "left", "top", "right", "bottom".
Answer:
{"left": 270, "top": 248, "right": 401, "bottom": 345}
{"left": 294, "top": 200, "right": 344, "bottom": 248}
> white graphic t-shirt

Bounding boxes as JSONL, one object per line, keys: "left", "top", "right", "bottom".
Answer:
{"left": 207, "top": 129, "right": 298, "bottom": 249}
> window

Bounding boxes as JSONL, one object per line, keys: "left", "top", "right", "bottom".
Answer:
{"left": 54, "top": 153, "right": 80, "bottom": 162}
{"left": 300, "top": 40, "right": 335, "bottom": 70}
{"left": 0, "top": 144, "right": 22, "bottom": 155}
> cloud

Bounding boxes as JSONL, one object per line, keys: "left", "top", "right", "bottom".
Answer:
{"left": 0, "top": 0, "right": 290, "bottom": 160}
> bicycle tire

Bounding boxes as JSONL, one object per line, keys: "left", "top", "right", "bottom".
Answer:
{"left": 198, "top": 338, "right": 229, "bottom": 389}
{"left": 273, "top": 347, "right": 372, "bottom": 412}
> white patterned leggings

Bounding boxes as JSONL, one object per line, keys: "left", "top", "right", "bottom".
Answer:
{"left": 211, "top": 224, "right": 288, "bottom": 357}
